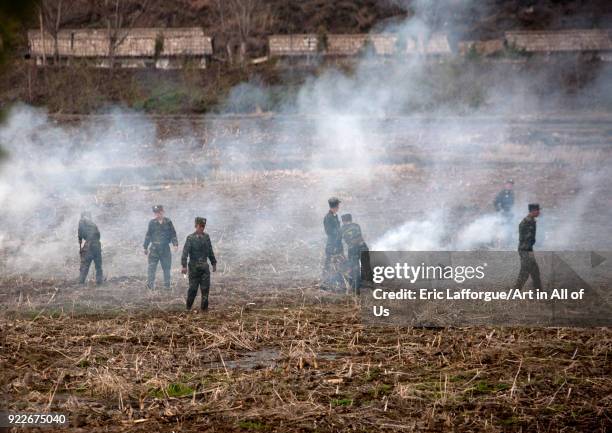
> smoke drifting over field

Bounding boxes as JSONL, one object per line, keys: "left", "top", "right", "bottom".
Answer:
{"left": 0, "top": 0, "right": 611, "bottom": 283}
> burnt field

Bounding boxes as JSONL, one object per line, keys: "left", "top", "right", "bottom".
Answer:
{"left": 1, "top": 113, "right": 611, "bottom": 432}
{"left": 2, "top": 287, "right": 611, "bottom": 432}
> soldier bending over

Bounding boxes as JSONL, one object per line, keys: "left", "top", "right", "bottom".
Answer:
{"left": 340, "top": 213, "right": 370, "bottom": 292}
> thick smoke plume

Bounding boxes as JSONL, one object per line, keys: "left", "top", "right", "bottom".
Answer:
{"left": 1, "top": 0, "right": 611, "bottom": 284}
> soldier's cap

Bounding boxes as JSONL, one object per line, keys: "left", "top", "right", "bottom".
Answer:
{"left": 528, "top": 203, "right": 540, "bottom": 211}
{"left": 152, "top": 205, "right": 164, "bottom": 213}
{"left": 195, "top": 217, "right": 207, "bottom": 226}
{"left": 80, "top": 211, "right": 92, "bottom": 219}
{"left": 328, "top": 197, "right": 341, "bottom": 208}
{"left": 506, "top": 179, "right": 514, "bottom": 184}
{"left": 341, "top": 213, "right": 352, "bottom": 222}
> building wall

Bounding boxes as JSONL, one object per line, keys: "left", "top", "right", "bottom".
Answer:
{"left": 458, "top": 39, "right": 504, "bottom": 56}
{"left": 369, "top": 34, "right": 397, "bottom": 56}
{"left": 326, "top": 34, "right": 369, "bottom": 55}
{"left": 404, "top": 33, "right": 452, "bottom": 55}
{"left": 28, "top": 27, "right": 212, "bottom": 59}
{"left": 326, "top": 33, "right": 451, "bottom": 56}
{"left": 505, "top": 30, "right": 612, "bottom": 52}
{"left": 268, "top": 34, "right": 318, "bottom": 56}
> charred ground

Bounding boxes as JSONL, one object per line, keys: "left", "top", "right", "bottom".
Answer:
{"left": 1, "top": 113, "right": 611, "bottom": 432}
{"left": 2, "top": 287, "right": 611, "bottom": 432}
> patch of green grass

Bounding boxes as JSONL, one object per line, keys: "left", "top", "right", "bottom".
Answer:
{"left": 167, "top": 382, "right": 194, "bottom": 397}
{"left": 331, "top": 398, "right": 353, "bottom": 407}
{"left": 74, "top": 384, "right": 88, "bottom": 393}
{"left": 370, "top": 383, "right": 393, "bottom": 398}
{"left": 138, "top": 90, "right": 188, "bottom": 113}
{"left": 365, "top": 368, "right": 382, "bottom": 382}
{"left": 238, "top": 420, "right": 268, "bottom": 430}
{"left": 499, "top": 416, "right": 520, "bottom": 425}
{"left": 468, "top": 380, "right": 510, "bottom": 395}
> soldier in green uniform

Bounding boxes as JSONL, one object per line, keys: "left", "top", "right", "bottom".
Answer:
{"left": 78, "top": 211, "right": 104, "bottom": 285}
{"left": 340, "top": 213, "right": 370, "bottom": 292}
{"left": 494, "top": 179, "right": 515, "bottom": 215}
{"left": 144, "top": 205, "right": 178, "bottom": 289}
{"left": 493, "top": 179, "right": 515, "bottom": 247}
{"left": 322, "top": 197, "right": 344, "bottom": 289}
{"left": 514, "top": 203, "right": 542, "bottom": 290}
{"left": 181, "top": 217, "right": 217, "bottom": 311}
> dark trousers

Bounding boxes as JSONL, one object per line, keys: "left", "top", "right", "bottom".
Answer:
{"left": 324, "top": 240, "right": 343, "bottom": 268}
{"left": 147, "top": 245, "right": 172, "bottom": 289}
{"left": 347, "top": 243, "right": 369, "bottom": 292}
{"left": 186, "top": 264, "right": 211, "bottom": 310}
{"left": 323, "top": 240, "right": 344, "bottom": 285}
{"left": 80, "top": 243, "right": 103, "bottom": 284}
{"left": 514, "top": 251, "right": 542, "bottom": 290}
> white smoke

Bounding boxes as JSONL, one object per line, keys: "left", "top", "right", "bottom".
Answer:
{"left": 1, "top": 0, "right": 611, "bottom": 286}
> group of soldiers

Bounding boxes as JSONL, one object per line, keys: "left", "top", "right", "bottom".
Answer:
{"left": 77, "top": 178, "right": 543, "bottom": 309}
{"left": 78, "top": 205, "right": 217, "bottom": 312}
{"left": 321, "top": 179, "right": 543, "bottom": 293}
{"left": 322, "top": 197, "right": 371, "bottom": 292}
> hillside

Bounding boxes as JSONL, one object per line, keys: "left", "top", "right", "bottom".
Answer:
{"left": 1, "top": 0, "right": 611, "bottom": 114}
{"left": 32, "top": 0, "right": 612, "bottom": 41}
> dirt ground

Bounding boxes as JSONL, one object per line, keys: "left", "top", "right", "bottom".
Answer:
{"left": 1, "top": 113, "right": 611, "bottom": 432}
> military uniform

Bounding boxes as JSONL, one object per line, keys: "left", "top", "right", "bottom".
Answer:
{"left": 182, "top": 221, "right": 216, "bottom": 310}
{"left": 144, "top": 216, "right": 178, "bottom": 289}
{"left": 494, "top": 181, "right": 515, "bottom": 248}
{"left": 323, "top": 209, "right": 344, "bottom": 288}
{"left": 340, "top": 219, "right": 369, "bottom": 291}
{"left": 78, "top": 215, "right": 103, "bottom": 284}
{"left": 324, "top": 211, "right": 343, "bottom": 261}
{"left": 514, "top": 211, "right": 542, "bottom": 290}
{"left": 494, "top": 189, "right": 514, "bottom": 214}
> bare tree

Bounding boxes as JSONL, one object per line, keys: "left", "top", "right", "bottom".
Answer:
{"left": 39, "top": 0, "right": 80, "bottom": 63}
{"left": 40, "top": 0, "right": 64, "bottom": 62}
{"left": 213, "top": 0, "right": 234, "bottom": 63}
{"left": 225, "top": 0, "right": 272, "bottom": 66}
{"left": 98, "top": 0, "right": 150, "bottom": 69}
{"left": 38, "top": 6, "right": 46, "bottom": 66}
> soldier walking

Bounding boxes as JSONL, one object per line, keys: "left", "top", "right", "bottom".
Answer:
{"left": 182, "top": 217, "right": 217, "bottom": 311}
{"left": 144, "top": 205, "right": 178, "bottom": 289}
{"left": 78, "top": 211, "right": 104, "bottom": 285}
{"left": 322, "top": 197, "right": 344, "bottom": 288}
{"left": 340, "top": 213, "right": 370, "bottom": 292}
{"left": 514, "top": 203, "right": 542, "bottom": 291}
